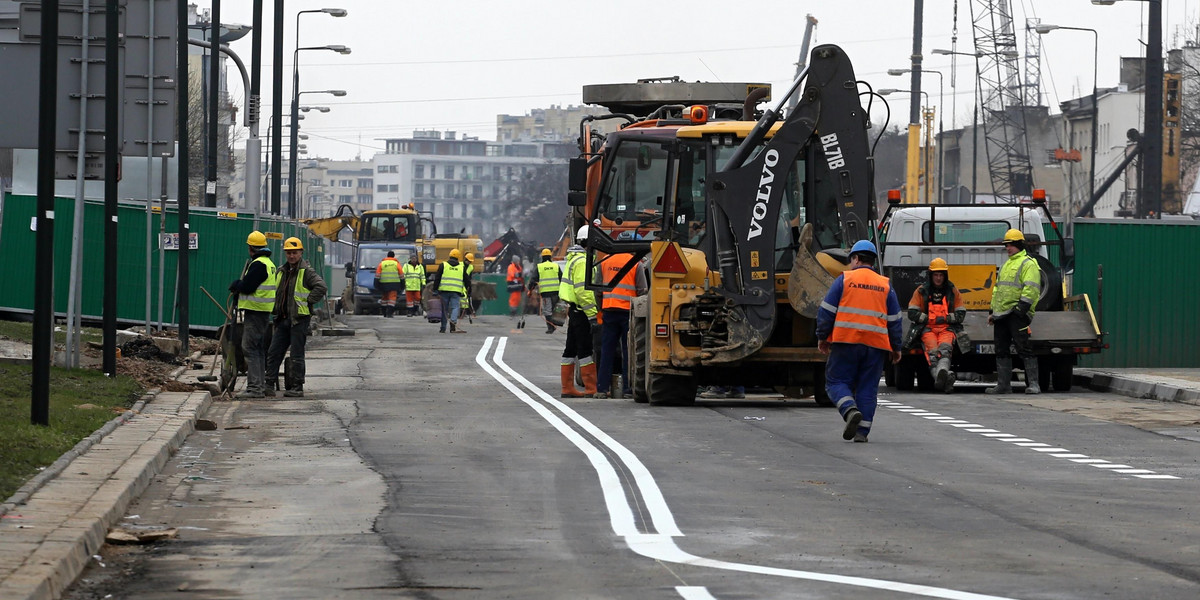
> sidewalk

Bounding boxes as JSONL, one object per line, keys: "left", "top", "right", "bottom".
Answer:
{"left": 1, "top": 354, "right": 1198, "bottom": 599}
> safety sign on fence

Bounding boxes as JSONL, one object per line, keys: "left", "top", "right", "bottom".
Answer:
{"left": 160, "top": 232, "right": 199, "bottom": 251}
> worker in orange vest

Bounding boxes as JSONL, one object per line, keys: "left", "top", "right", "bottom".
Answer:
{"left": 816, "top": 240, "right": 902, "bottom": 443}
{"left": 905, "top": 258, "right": 966, "bottom": 392}
{"left": 594, "top": 243, "right": 645, "bottom": 398}
{"left": 506, "top": 255, "right": 525, "bottom": 318}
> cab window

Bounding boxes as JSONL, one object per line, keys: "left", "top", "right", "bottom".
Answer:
{"left": 597, "top": 141, "right": 671, "bottom": 227}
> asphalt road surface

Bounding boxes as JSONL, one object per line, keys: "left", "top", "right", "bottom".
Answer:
{"left": 66, "top": 312, "right": 1200, "bottom": 599}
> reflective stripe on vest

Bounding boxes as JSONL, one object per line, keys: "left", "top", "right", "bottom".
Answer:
{"left": 558, "top": 253, "right": 580, "bottom": 304}
{"left": 601, "top": 254, "right": 637, "bottom": 311}
{"left": 238, "top": 256, "right": 278, "bottom": 312}
{"left": 294, "top": 268, "right": 311, "bottom": 316}
{"left": 379, "top": 259, "right": 402, "bottom": 283}
{"left": 439, "top": 262, "right": 466, "bottom": 296}
{"left": 537, "top": 261, "right": 560, "bottom": 293}
{"left": 404, "top": 263, "right": 425, "bottom": 291}
{"left": 991, "top": 252, "right": 1039, "bottom": 317}
{"left": 830, "top": 268, "right": 893, "bottom": 351}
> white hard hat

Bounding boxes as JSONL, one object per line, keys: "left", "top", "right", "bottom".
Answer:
{"left": 576, "top": 224, "right": 590, "bottom": 242}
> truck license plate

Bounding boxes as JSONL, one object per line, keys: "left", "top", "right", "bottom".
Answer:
{"left": 976, "top": 344, "right": 995, "bottom": 354}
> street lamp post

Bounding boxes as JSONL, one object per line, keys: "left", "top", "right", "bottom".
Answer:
{"left": 1035, "top": 24, "right": 1097, "bottom": 230}
{"left": 881, "top": 88, "right": 933, "bottom": 203}
{"left": 1093, "top": 0, "right": 1161, "bottom": 217}
{"left": 891, "top": 68, "right": 945, "bottom": 202}
{"left": 289, "top": 9, "right": 349, "bottom": 219}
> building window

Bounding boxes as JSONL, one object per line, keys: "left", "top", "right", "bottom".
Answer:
{"left": 339, "top": 195, "right": 354, "bottom": 203}
{"left": 415, "top": 164, "right": 424, "bottom": 179}
{"left": 376, "top": 184, "right": 386, "bottom": 192}
{"left": 459, "top": 203, "right": 467, "bottom": 218}
{"left": 358, "top": 194, "right": 372, "bottom": 204}
{"left": 357, "top": 178, "right": 372, "bottom": 188}
{"left": 415, "top": 183, "right": 424, "bottom": 197}
{"left": 472, "top": 185, "right": 482, "bottom": 199}
{"left": 445, "top": 165, "right": 455, "bottom": 180}
{"left": 340, "top": 179, "right": 353, "bottom": 188}
{"left": 492, "top": 166, "right": 501, "bottom": 180}
{"left": 430, "top": 165, "right": 438, "bottom": 179}
{"left": 377, "top": 165, "right": 387, "bottom": 173}
{"left": 429, "top": 183, "right": 437, "bottom": 198}
{"left": 474, "top": 166, "right": 483, "bottom": 180}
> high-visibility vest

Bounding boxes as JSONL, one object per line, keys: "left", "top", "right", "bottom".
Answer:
{"left": 829, "top": 267, "right": 893, "bottom": 351}
{"left": 991, "top": 250, "right": 1040, "bottom": 317}
{"left": 403, "top": 262, "right": 425, "bottom": 291}
{"left": 294, "top": 268, "right": 312, "bottom": 316}
{"left": 438, "top": 262, "right": 466, "bottom": 297}
{"left": 537, "top": 261, "right": 560, "bottom": 294}
{"left": 378, "top": 258, "right": 402, "bottom": 284}
{"left": 560, "top": 252, "right": 596, "bottom": 317}
{"left": 601, "top": 254, "right": 637, "bottom": 310}
{"left": 238, "top": 256, "right": 278, "bottom": 312}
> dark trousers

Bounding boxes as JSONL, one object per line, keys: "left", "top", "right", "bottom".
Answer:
{"left": 266, "top": 315, "right": 310, "bottom": 390}
{"left": 562, "top": 306, "right": 594, "bottom": 364}
{"left": 826, "top": 343, "right": 888, "bottom": 437}
{"left": 241, "top": 310, "right": 271, "bottom": 393}
{"left": 597, "top": 308, "right": 629, "bottom": 393}
{"left": 993, "top": 313, "right": 1033, "bottom": 360}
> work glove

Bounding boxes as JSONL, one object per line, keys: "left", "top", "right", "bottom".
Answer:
{"left": 934, "top": 316, "right": 946, "bottom": 325}
{"left": 228, "top": 280, "right": 241, "bottom": 293}
{"left": 916, "top": 312, "right": 928, "bottom": 324}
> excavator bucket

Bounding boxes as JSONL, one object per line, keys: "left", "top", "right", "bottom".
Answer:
{"left": 787, "top": 223, "right": 843, "bottom": 318}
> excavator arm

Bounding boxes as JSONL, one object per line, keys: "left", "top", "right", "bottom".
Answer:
{"left": 301, "top": 204, "right": 360, "bottom": 243}
{"left": 704, "top": 44, "right": 874, "bottom": 363}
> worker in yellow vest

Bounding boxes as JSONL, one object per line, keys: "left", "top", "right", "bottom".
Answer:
{"left": 228, "top": 231, "right": 278, "bottom": 399}
{"left": 528, "top": 248, "right": 562, "bottom": 334}
{"left": 432, "top": 249, "right": 471, "bottom": 333}
{"left": 558, "top": 225, "right": 598, "bottom": 397}
{"left": 403, "top": 255, "right": 426, "bottom": 317}
{"left": 266, "top": 237, "right": 327, "bottom": 397}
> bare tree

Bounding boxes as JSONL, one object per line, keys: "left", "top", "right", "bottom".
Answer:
{"left": 503, "top": 160, "right": 569, "bottom": 246}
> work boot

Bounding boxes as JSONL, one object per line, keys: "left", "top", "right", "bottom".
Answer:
{"left": 560, "top": 363, "right": 585, "bottom": 398}
{"left": 580, "top": 361, "right": 598, "bottom": 396}
{"left": 283, "top": 387, "right": 304, "bottom": 397}
{"left": 1023, "top": 358, "right": 1041, "bottom": 394}
{"left": 546, "top": 322, "right": 555, "bottom": 334}
{"left": 934, "top": 357, "right": 952, "bottom": 393}
{"left": 986, "top": 358, "right": 1013, "bottom": 394}
{"left": 842, "top": 408, "right": 863, "bottom": 441}
{"left": 235, "top": 389, "right": 264, "bottom": 399}
{"left": 449, "top": 321, "right": 457, "bottom": 333}
{"left": 853, "top": 432, "right": 869, "bottom": 443}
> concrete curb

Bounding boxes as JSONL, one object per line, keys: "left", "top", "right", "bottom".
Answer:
{"left": 1075, "top": 369, "right": 1200, "bottom": 406}
{"left": 0, "top": 357, "right": 212, "bottom": 600}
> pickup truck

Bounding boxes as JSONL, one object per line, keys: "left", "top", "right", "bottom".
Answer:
{"left": 879, "top": 193, "right": 1104, "bottom": 392}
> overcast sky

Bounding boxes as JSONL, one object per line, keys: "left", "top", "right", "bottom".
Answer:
{"left": 203, "top": 0, "right": 1200, "bottom": 161}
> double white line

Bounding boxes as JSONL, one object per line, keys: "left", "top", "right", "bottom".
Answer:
{"left": 476, "top": 336, "right": 1019, "bottom": 600}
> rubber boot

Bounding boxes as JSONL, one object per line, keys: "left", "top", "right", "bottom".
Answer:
{"left": 1023, "top": 357, "right": 1041, "bottom": 394}
{"left": 934, "top": 356, "right": 951, "bottom": 392}
{"left": 986, "top": 358, "right": 1013, "bottom": 394}
{"left": 580, "top": 361, "right": 598, "bottom": 396}
{"left": 560, "top": 363, "right": 585, "bottom": 398}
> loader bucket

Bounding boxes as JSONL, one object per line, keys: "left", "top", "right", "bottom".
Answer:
{"left": 788, "top": 223, "right": 842, "bottom": 318}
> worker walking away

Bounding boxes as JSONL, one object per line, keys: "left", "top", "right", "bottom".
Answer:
{"left": 402, "top": 255, "right": 425, "bottom": 317}
{"left": 987, "top": 229, "right": 1042, "bottom": 394}
{"left": 594, "top": 240, "right": 646, "bottom": 398}
{"left": 265, "top": 237, "right": 327, "bottom": 397}
{"left": 228, "top": 231, "right": 278, "bottom": 399}
{"left": 528, "top": 248, "right": 562, "bottom": 334}
{"left": 463, "top": 252, "right": 477, "bottom": 318}
{"left": 432, "top": 249, "right": 470, "bottom": 333}
{"left": 904, "top": 258, "right": 966, "bottom": 393}
{"left": 816, "top": 240, "right": 902, "bottom": 442}
{"left": 374, "top": 250, "right": 402, "bottom": 318}
{"left": 558, "top": 225, "right": 598, "bottom": 398}
{"left": 506, "top": 255, "right": 525, "bottom": 318}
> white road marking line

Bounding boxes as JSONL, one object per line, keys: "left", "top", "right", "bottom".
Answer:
{"left": 883, "top": 402, "right": 1179, "bottom": 480}
{"left": 480, "top": 338, "right": 1019, "bottom": 600}
{"left": 676, "top": 586, "right": 717, "bottom": 600}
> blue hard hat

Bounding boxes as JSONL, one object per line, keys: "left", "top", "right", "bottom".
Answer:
{"left": 850, "top": 239, "right": 877, "bottom": 256}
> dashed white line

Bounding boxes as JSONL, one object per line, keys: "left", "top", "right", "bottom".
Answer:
{"left": 879, "top": 400, "right": 1180, "bottom": 480}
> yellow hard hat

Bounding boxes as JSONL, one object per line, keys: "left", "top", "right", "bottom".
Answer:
{"left": 283, "top": 237, "right": 303, "bottom": 251}
{"left": 1003, "top": 228, "right": 1025, "bottom": 243}
{"left": 541, "top": 248, "right": 552, "bottom": 257}
{"left": 928, "top": 258, "right": 948, "bottom": 272}
{"left": 465, "top": 253, "right": 475, "bottom": 262}
{"left": 449, "top": 249, "right": 463, "bottom": 260}
{"left": 247, "top": 231, "right": 267, "bottom": 247}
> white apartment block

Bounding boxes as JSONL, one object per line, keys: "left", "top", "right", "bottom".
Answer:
{"left": 372, "top": 130, "right": 573, "bottom": 240}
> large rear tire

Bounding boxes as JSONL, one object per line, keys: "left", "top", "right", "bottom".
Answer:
{"left": 812, "top": 366, "right": 833, "bottom": 407}
{"left": 1052, "top": 357, "right": 1074, "bottom": 392}
{"left": 894, "top": 357, "right": 916, "bottom": 391}
{"left": 648, "top": 371, "right": 697, "bottom": 406}
{"left": 629, "top": 315, "right": 649, "bottom": 403}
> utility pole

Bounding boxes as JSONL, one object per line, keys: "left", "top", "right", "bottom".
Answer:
{"left": 905, "top": 0, "right": 925, "bottom": 204}
{"left": 33, "top": 0, "right": 61, "bottom": 425}
{"left": 1142, "top": 0, "right": 1163, "bottom": 218}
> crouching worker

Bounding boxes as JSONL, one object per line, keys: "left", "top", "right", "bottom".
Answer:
{"left": 903, "top": 258, "right": 966, "bottom": 392}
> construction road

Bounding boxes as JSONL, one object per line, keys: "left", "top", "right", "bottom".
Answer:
{"left": 63, "top": 313, "right": 1200, "bottom": 600}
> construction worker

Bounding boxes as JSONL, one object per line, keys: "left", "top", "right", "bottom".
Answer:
{"left": 463, "top": 252, "right": 477, "bottom": 317}
{"left": 265, "top": 237, "right": 327, "bottom": 397}
{"left": 432, "top": 249, "right": 470, "bottom": 333}
{"left": 905, "top": 258, "right": 966, "bottom": 392}
{"left": 816, "top": 240, "right": 902, "bottom": 443}
{"left": 374, "top": 250, "right": 402, "bottom": 318}
{"left": 594, "top": 238, "right": 646, "bottom": 398}
{"left": 228, "top": 231, "right": 278, "bottom": 399}
{"left": 402, "top": 255, "right": 425, "bottom": 317}
{"left": 558, "top": 225, "right": 598, "bottom": 398}
{"left": 987, "top": 229, "right": 1042, "bottom": 394}
{"left": 528, "top": 248, "right": 562, "bottom": 334}
{"left": 506, "top": 255, "right": 525, "bottom": 317}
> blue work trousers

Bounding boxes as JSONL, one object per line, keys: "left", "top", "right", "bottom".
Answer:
{"left": 826, "top": 343, "right": 888, "bottom": 437}
{"left": 439, "top": 292, "right": 462, "bottom": 332}
{"left": 597, "top": 308, "right": 629, "bottom": 394}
